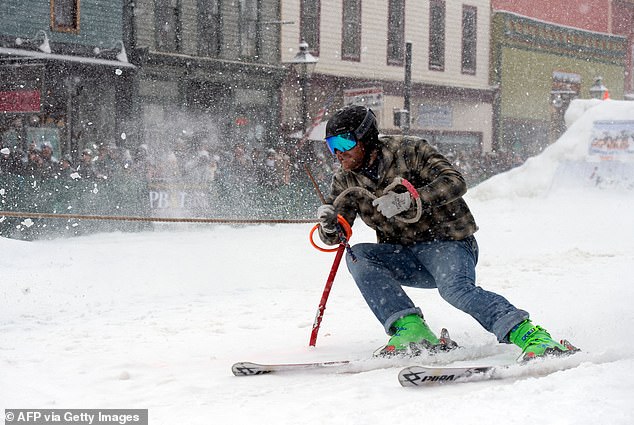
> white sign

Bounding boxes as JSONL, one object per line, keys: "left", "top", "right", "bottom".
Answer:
{"left": 343, "top": 87, "right": 384, "bottom": 108}
{"left": 418, "top": 104, "right": 453, "bottom": 128}
{"left": 589, "top": 120, "right": 634, "bottom": 161}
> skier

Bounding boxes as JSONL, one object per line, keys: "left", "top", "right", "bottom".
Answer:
{"left": 316, "top": 105, "right": 576, "bottom": 360}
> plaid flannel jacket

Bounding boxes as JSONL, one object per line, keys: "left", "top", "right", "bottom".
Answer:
{"left": 320, "top": 135, "right": 478, "bottom": 246}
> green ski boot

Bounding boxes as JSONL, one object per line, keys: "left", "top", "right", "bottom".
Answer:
{"left": 509, "top": 319, "right": 579, "bottom": 362}
{"left": 375, "top": 314, "right": 456, "bottom": 357}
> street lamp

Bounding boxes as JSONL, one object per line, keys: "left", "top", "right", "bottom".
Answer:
{"left": 589, "top": 76, "right": 609, "bottom": 100}
{"left": 289, "top": 39, "right": 318, "bottom": 133}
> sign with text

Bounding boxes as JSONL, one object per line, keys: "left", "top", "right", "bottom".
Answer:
{"left": 418, "top": 104, "right": 453, "bottom": 128}
{"left": 0, "top": 90, "right": 41, "bottom": 113}
{"left": 589, "top": 120, "right": 634, "bottom": 161}
{"left": 343, "top": 87, "right": 384, "bottom": 109}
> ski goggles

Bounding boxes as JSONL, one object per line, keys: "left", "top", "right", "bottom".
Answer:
{"left": 325, "top": 132, "right": 357, "bottom": 154}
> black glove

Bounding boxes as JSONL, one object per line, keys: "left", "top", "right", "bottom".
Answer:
{"left": 317, "top": 204, "right": 338, "bottom": 234}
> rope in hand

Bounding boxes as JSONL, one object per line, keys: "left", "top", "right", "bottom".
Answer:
{"left": 332, "top": 176, "right": 422, "bottom": 224}
{"left": 0, "top": 210, "right": 315, "bottom": 225}
{"left": 309, "top": 177, "right": 422, "bottom": 254}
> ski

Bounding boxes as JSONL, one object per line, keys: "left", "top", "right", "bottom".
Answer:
{"left": 232, "top": 356, "right": 449, "bottom": 376}
{"left": 232, "top": 351, "right": 492, "bottom": 377}
{"left": 399, "top": 340, "right": 582, "bottom": 387}
{"left": 232, "top": 360, "right": 352, "bottom": 376}
{"left": 233, "top": 328, "right": 463, "bottom": 376}
{"left": 233, "top": 339, "right": 581, "bottom": 379}
{"left": 398, "top": 365, "right": 497, "bottom": 387}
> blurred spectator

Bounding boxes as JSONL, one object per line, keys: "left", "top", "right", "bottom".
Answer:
{"left": 24, "top": 145, "right": 44, "bottom": 178}
{"left": 131, "top": 144, "right": 154, "bottom": 181}
{"left": 224, "top": 144, "right": 254, "bottom": 183}
{"left": 109, "top": 145, "right": 130, "bottom": 172}
{"left": 93, "top": 144, "right": 120, "bottom": 178}
{"left": 39, "top": 141, "right": 59, "bottom": 178}
{"left": 230, "top": 143, "right": 251, "bottom": 168}
{"left": 77, "top": 148, "right": 97, "bottom": 179}
{"left": 184, "top": 150, "right": 218, "bottom": 188}
{"left": 258, "top": 148, "right": 281, "bottom": 189}
{"left": 276, "top": 148, "right": 292, "bottom": 185}
{"left": 0, "top": 147, "right": 23, "bottom": 175}
{"left": 218, "top": 143, "right": 257, "bottom": 206}
{"left": 57, "top": 155, "right": 76, "bottom": 179}
{"left": 154, "top": 149, "right": 182, "bottom": 181}
{"left": 251, "top": 147, "right": 264, "bottom": 173}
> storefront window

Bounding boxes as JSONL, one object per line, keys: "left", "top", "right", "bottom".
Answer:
{"left": 198, "top": 0, "right": 221, "bottom": 56}
{"left": 155, "top": 0, "right": 182, "bottom": 52}
{"left": 51, "top": 0, "right": 80, "bottom": 33}
{"left": 300, "top": 0, "right": 320, "bottom": 55}
{"left": 342, "top": 0, "right": 361, "bottom": 61}
{"left": 387, "top": 0, "right": 405, "bottom": 65}
{"left": 239, "top": 0, "right": 259, "bottom": 58}
{"left": 461, "top": 6, "right": 477, "bottom": 75}
{"left": 429, "top": 0, "right": 446, "bottom": 71}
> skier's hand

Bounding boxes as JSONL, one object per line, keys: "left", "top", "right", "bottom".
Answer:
{"left": 372, "top": 191, "right": 412, "bottom": 219}
{"left": 317, "top": 204, "right": 338, "bottom": 234}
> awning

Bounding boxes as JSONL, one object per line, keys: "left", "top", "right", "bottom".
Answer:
{"left": 291, "top": 121, "right": 327, "bottom": 141}
{"left": 0, "top": 47, "right": 136, "bottom": 69}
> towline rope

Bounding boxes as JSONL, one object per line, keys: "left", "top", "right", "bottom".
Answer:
{"left": 0, "top": 211, "right": 315, "bottom": 225}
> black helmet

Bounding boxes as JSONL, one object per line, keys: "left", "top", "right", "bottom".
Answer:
{"left": 326, "top": 105, "right": 378, "bottom": 143}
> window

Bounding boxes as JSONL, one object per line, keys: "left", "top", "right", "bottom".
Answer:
{"left": 461, "top": 6, "right": 477, "bottom": 74}
{"left": 50, "top": 0, "right": 80, "bottom": 33}
{"left": 155, "top": 0, "right": 182, "bottom": 52}
{"left": 239, "top": 0, "right": 259, "bottom": 58}
{"left": 342, "top": 0, "right": 361, "bottom": 61}
{"left": 429, "top": 0, "right": 445, "bottom": 71}
{"left": 300, "top": 0, "right": 320, "bottom": 55}
{"left": 387, "top": 0, "right": 405, "bottom": 66}
{"left": 198, "top": 0, "right": 222, "bottom": 56}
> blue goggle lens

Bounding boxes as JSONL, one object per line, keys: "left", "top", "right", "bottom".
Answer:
{"left": 325, "top": 132, "right": 357, "bottom": 154}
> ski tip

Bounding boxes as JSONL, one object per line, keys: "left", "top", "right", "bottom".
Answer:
{"left": 232, "top": 362, "right": 270, "bottom": 376}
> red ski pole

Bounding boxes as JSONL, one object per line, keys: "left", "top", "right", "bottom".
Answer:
{"left": 304, "top": 164, "right": 353, "bottom": 347}
{"left": 309, "top": 243, "right": 346, "bottom": 347}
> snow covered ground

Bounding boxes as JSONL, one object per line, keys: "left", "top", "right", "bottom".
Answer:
{"left": 1, "top": 101, "right": 634, "bottom": 424}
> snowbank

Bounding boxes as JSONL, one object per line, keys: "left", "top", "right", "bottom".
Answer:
{"left": 469, "top": 100, "right": 634, "bottom": 201}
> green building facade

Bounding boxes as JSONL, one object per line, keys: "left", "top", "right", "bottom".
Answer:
{"left": 491, "top": 11, "right": 627, "bottom": 158}
{"left": 0, "top": 0, "right": 134, "bottom": 160}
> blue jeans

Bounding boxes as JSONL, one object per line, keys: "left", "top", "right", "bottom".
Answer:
{"left": 345, "top": 236, "right": 528, "bottom": 343}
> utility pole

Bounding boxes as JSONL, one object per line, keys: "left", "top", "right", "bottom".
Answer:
{"left": 403, "top": 41, "right": 412, "bottom": 135}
